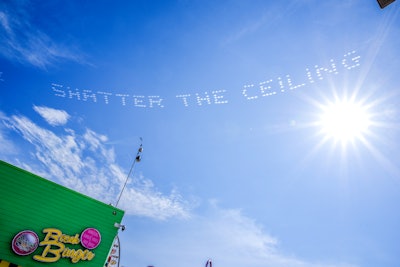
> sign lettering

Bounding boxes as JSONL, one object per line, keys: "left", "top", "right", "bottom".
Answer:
{"left": 12, "top": 228, "right": 100, "bottom": 264}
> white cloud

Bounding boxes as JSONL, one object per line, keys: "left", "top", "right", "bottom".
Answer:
{"left": 119, "top": 179, "right": 190, "bottom": 219}
{"left": 33, "top": 105, "right": 70, "bottom": 126}
{"left": 1, "top": 108, "right": 190, "bottom": 220}
{"left": 0, "top": 2, "right": 87, "bottom": 68}
{"left": 0, "top": 111, "right": 17, "bottom": 155}
{"left": 122, "top": 202, "right": 357, "bottom": 267}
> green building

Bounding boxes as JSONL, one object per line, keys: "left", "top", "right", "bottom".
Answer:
{"left": 0, "top": 161, "right": 124, "bottom": 267}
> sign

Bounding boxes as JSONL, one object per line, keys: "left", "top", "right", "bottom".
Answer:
{"left": 11, "top": 231, "right": 39, "bottom": 256}
{"left": 11, "top": 228, "right": 100, "bottom": 264}
{"left": 104, "top": 236, "right": 120, "bottom": 267}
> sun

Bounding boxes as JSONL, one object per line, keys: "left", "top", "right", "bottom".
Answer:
{"left": 317, "top": 98, "right": 372, "bottom": 144}
{"left": 304, "top": 87, "right": 396, "bottom": 174}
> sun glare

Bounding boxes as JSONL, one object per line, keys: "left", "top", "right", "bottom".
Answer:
{"left": 318, "top": 99, "right": 372, "bottom": 144}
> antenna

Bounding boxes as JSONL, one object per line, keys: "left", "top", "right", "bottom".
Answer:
{"left": 115, "top": 137, "right": 143, "bottom": 207}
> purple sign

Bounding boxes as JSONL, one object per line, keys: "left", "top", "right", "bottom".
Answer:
{"left": 81, "top": 228, "right": 101, "bottom": 249}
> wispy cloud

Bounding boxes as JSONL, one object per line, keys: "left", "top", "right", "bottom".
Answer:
{"left": 221, "top": 2, "right": 300, "bottom": 47}
{"left": 0, "top": 111, "right": 17, "bottom": 155}
{"left": 0, "top": 106, "right": 190, "bottom": 220}
{"left": 0, "top": 2, "right": 87, "bottom": 68}
{"left": 124, "top": 201, "right": 357, "bottom": 267}
{"left": 121, "top": 182, "right": 189, "bottom": 219}
{"left": 33, "top": 105, "right": 70, "bottom": 126}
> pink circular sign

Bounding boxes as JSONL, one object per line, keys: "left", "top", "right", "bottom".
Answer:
{"left": 12, "top": 230, "right": 39, "bottom": 255}
{"left": 80, "top": 228, "right": 101, "bottom": 249}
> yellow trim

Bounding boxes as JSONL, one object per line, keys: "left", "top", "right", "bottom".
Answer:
{"left": 0, "top": 259, "right": 22, "bottom": 267}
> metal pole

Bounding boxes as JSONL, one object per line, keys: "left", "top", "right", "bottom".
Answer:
{"left": 115, "top": 138, "right": 143, "bottom": 207}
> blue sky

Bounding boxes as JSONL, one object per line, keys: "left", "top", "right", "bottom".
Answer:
{"left": 1, "top": 1, "right": 400, "bottom": 267}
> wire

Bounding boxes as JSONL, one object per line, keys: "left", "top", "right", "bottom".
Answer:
{"left": 115, "top": 138, "right": 143, "bottom": 207}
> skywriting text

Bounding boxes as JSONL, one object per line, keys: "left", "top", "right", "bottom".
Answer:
{"left": 52, "top": 50, "right": 361, "bottom": 108}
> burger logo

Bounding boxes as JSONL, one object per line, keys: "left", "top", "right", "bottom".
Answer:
{"left": 11, "top": 230, "right": 39, "bottom": 255}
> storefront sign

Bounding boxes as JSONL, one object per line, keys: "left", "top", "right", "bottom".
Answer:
{"left": 12, "top": 228, "right": 101, "bottom": 264}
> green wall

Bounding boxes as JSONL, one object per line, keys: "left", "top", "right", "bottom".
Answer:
{"left": 0, "top": 161, "right": 124, "bottom": 267}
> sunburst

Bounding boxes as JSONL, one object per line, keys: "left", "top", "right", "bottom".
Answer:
{"left": 316, "top": 97, "right": 372, "bottom": 146}
{"left": 303, "top": 85, "right": 398, "bottom": 176}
